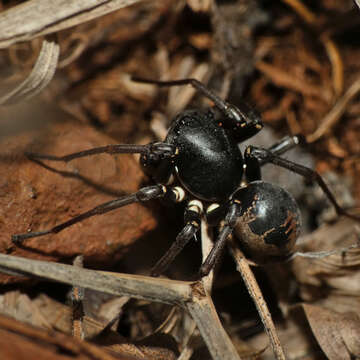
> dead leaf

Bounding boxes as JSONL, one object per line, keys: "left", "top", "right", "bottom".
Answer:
{"left": 0, "top": 314, "right": 130, "bottom": 360}
{"left": 303, "top": 304, "right": 360, "bottom": 360}
{"left": 0, "top": 105, "right": 157, "bottom": 283}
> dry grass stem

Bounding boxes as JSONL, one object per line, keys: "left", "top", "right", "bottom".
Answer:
{"left": 0, "top": 40, "right": 59, "bottom": 105}
{"left": 307, "top": 77, "right": 360, "bottom": 143}
{"left": 201, "top": 219, "right": 215, "bottom": 293}
{"left": 256, "top": 60, "right": 329, "bottom": 101}
{"left": 321, "top": 36, "right": 344, "bottom": 97}
{"left": 0, "top": 0, "right": 146, "bottom": 48}
{"left": 281, "top": 0, "right": 316, "bottom": 25}
{"left": 71, "top": 255, "right": 85, "bottom": 340}
{"left": 228, "top": 238, "right": 286, "bottom": 360}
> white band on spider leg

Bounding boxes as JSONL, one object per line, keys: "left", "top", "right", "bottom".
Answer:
{"left": 172, "top": 186, "right": 186, "bottom": 202}
{"left": 206, "top": 203, "right": 220, "bottom": 215}
{"left": 188, "top": 199, "right": 204, "bottom": 214}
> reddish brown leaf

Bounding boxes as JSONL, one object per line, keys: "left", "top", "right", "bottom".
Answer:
{"left": 0, "top": 105, "right": 157, "bottom": 283}
{"left": 0, "top": 314, "right": 134, "bottom": 360}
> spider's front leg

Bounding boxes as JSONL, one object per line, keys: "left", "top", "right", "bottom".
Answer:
{"left": 12, "top": 141, "right": 178, "bottom": 244}
{"left": 26, "top": 142, "right": 176, "bottom": 163}
{"left": 132, "top": 76, "right": 264, "bottom": 142}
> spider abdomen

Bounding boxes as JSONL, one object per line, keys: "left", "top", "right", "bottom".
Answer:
{"left": 166, "top": 109, "right": 244, "bottom": 202}
{"left": 233, "top": 181, "right": 301, "bottom": 263}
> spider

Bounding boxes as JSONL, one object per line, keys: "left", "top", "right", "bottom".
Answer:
{"left": 12, "top": 77, "right": 360, "bottom": 276}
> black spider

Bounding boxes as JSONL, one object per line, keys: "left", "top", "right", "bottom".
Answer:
{"left": 12, "top": 78, "right": 360, "bottom": 276}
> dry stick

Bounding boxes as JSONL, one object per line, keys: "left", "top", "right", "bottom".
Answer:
{"left": 71, "top": 255, "right": 85, "bottom": 340}
{"left": 0, "top": 0, "right": 145, "bottom": 48}
{"left": 173, "top": 221, "right": 211, "bottom": 360}
{"left": 0, "top": 314, "right": 121, "bottom": 360}
{"left": 185, "top": 282, "right": 241, "bottom": 360}
{"left": 307, "top": 77, "right": 360, "bottom": 143}
{"left": 177, "top": 319, "right": 197, "bottom": 360}
{"left": 228, "top": 238, "right": 286, "bottom": 360}
{"left": 201, "top": 219, "right": 215, "bottom": 294}
{"left": 176, "top": 219, "right": 215, "bottom": 360}
{"left": 167, "top": 62, "right": 210, "bottom": 118}
{"left": 322, "top": 35, "right": 344, "bottom": 97}
{"left": 178, "top": 346, "right": 194, "bottom": 360}
{"left": 256, "top": 61, "right": 326, "bottom": 100}
{"left": 281, "top": 0, "right": 316, "bottom": 24}
{"left": 0, "top": 253, "right": 241, "bottom": 360}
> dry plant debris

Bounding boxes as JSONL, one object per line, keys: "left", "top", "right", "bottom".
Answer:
{"left": 1, "top": 0, "right": 360, "bottom": 359}
{"left": 0, "top": 111, "right": 156, "bottom": 278}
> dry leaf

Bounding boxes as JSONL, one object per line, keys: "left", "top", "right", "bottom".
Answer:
{"left": 292, "top": 218, "right": 360, "bottom": 301}
{"left": 0, "top": 314, "right": 128, "bottom": 360}
{"left": 0, "top": 105, "right": 156, "bottom": 282}
{"left": 303, "top": 304, "right": 360, "bottom": 360}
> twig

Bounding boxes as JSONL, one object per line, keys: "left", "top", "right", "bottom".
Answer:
{"left": 71, "top": 255, "right": 85, "bottom": 340}
{"left": 0, "top": 253, "right": 241, "bottom": 360}
{"left": 228, "top": 238, "right": 286, "bottom": 360}
{"left": 307, "top": 77, "right": 360, "bottom": 143}
{"left": 201, "top": 218, "right": 215, "bottom": 293}
{"left": 281, "top": 0, "right": 316, "bottom": 24}
{"left": 185, "top": 282, "right": 240, "bottom": 360}
{"left": 256, "top": 60, "right": 328, "bottom": 101}
{"left": 0, "top": 314, "right": 120, "bottom": 360}
{"left": 321, "top": 35, "right": 344, "bottom": 96}
{"left": 0, "top": 0, "right": 146, "bottom": 48}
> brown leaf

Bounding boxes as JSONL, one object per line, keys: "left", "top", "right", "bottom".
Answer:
{"left": 0, "top": 314, "right": 133, "bottom": 360}
{"left": 0, "top": 291, "right": 177, "bottom": 360}
{"left": 303, "top": 304, "right": 360, "bottom": 360}
{"left": 0, "top": 105, "right": 157, "bottom": 283}
{"left": 292, "top": 218, "right": 360, "bottom": 302}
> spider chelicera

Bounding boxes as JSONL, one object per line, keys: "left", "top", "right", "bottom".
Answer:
{"left": 12, "top": 77, "right": 360, "bottom": 276}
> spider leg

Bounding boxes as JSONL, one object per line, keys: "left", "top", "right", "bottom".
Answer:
{"left": 12, "top": 185, "right": 166, "bottom": 244}
{"left": 151, "top": 200, "right": 202, "bottom": 276}
{"left": 246, "top": 145, "right": 360, "bottom": 221}
{"left": 26, "top": 142, "right": 176, "bottom": 162}
{"left": 151, "top": 223, "right": 198, "bottom": 277}
{"left": 200, "top": 202, "right": 241, "bottom": 276}
{"left": 132, "top": 76, "right": 263, "bottom": 142}
{"left": 264, "top": 134, "right": 306, "bottom": 161}
{"left": 132, "top": 77, "right": 227, "bottom": 112}
{"left": 244, "top": 134, "right": 305, "bottom": 182}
